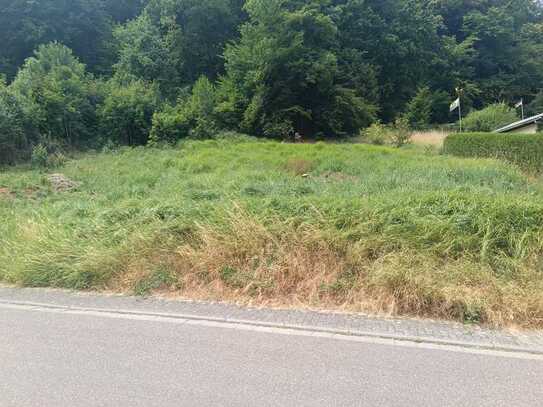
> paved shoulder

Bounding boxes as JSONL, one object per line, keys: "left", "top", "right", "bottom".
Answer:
{"left": 1, "top": 285, "right": 542, "bottom": 355}
{"left": 1, "top": 286, "right": 543, "bottom": 407}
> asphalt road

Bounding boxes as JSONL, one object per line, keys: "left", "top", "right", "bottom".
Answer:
{"left": 1, "top": 301, "right": 542, "bottom": 406}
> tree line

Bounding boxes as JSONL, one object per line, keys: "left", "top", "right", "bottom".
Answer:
{"left": 1, "top": 0, "right": 543, "bottom": 164}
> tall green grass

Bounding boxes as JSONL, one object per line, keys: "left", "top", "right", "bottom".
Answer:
{"left": 1, "top": 138, "right": 543, "bottom": 326}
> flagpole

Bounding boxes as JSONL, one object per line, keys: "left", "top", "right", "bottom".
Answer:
{"left": 459, "top": 99, "right": 462, "bottom": 132}
{"left": 455, "top": 87, "right": 463, "bottom": 133}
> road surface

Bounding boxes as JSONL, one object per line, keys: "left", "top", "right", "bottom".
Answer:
{"left": 0, "top": 289, "right": 542, "bottom": 406}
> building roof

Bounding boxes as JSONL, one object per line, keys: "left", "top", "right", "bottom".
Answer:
{"left": 495, "top": 113, "right": 543, "bottom": 133}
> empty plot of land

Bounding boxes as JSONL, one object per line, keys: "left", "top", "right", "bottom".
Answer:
{"left": 1, "top": 139, "right": 543, "bottom": 327}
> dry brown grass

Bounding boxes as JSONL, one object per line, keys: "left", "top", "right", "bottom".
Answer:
{"left": 113, "top": 209, "right": 543, "bottom": 329}
{"left": 284, "top": 157, "right": 316, "bottom": 176}
{"left": 411, "top": 130, "right": 449, "bottom": 147}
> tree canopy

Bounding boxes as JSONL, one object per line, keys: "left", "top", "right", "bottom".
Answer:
{"left": 1, "top": 0, "right": 543, "bottom": 163}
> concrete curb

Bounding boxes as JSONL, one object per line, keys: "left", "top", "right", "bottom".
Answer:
{"left": 2, "top": 298, "right": 543, "bottom": 358}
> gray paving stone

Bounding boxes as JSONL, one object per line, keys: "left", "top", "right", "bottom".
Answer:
{"left": 1, "top": 285, "right": 542, "bottom": 353}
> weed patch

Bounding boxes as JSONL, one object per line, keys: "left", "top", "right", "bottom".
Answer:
{"left": 134, "top": 268, "right": 177, "bottom": 296}
{"left": 284, "top": 157, "right": 316, "bottom": 176}
{"left": 2, "top": 140, "right": 543, "bottom": 327}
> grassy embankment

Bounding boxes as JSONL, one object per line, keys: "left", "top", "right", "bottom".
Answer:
{"left": 1, "top": 137, "right": 543, "bottom": 328}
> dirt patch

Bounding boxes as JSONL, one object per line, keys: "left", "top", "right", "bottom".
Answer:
{"left": 47, "top": 173, "right": 81, "bottom": 192}
{"left": 0, "top": 188, "right": 15, "bottom": 199}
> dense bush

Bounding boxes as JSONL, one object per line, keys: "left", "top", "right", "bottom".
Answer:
{"left": 528, "top": 91, "right": 543, "bottom": 117}
{"left": 149, "top": 104, "right": 190, "bottom": 146}
{"left": 113, "top": 0, "right": 244, "bottom": 98}
{"left": 149, "top": 76, "right": 218, "bottom": 144}
{"left": 0, "top": 79, "right": 35, "bottom": 165}
{"left": 443, "top": 132, "right": 543, "bottom": 172}
{"left": 360, "top": 122, "right": 389, "bottom": 145}
{"left": 220, "top": 0, "right": 377, "bottom": 139}
{"left": 403, "top": 87, "right": 432, "bottom": 130}
{"left": 183, "top": 76, "right": 219, "bottom": 139}
{"left": 360, "top": 119, "right": 412, "bottom": 147}
{"left": 462, "top": 103, "right": 518, "bottom": 132}
{"left": 10, "top": 43, "right": 99, "bottom": 147}
{"left": 403, "top": 87, "right": 452, "bottom": 129}
{"left": 390, "top": 117, "right": 412, "bottom": 147}
{"left": 98, "top": 79, "right": 160, "bottom": 146}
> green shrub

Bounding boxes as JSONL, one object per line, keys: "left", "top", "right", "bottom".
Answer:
{"left": 360, "top": 119, "right": 412, "bottom": 147}
{"left": 443, "top": 132, "right": 543, "bottom": 172}
{"left": 390, "top": 117, "right": 412, "bottom": 147}
{"left": 29, "top": 135, "right": 68, "bottom": 169}
{"left": 30, "top": 144, "right": 48, "bottom": 168}
{"left": 360, "top": 121, "right": 389, "bottom": 145}
{"left": 10, "top": 43, "right": 98, "bottom": 147}
{"left": 527, "top": 91, "right": 543, "bottom": 117}
{"left": 184, "top": 76, "right": 219, "bottom": 139}
{"left": 98, "top": 79, "right": 160, "bottom": 146}
{"left": 149, "top": 104, "right": 190, "bottom": 146}
{"left": 149, "top": 76, "right": 218, "bottom": 144}
{"left": 403, "top": 86, "right": 432, "bottom": 129}
{"left": 0, "top": 79, "right": 34, "bottom": 165}
{"left": 462, "top": 103, "right": 518, "bottom": 132}
{"left": 403, "top": 87, "right": 452, "bottom": 128}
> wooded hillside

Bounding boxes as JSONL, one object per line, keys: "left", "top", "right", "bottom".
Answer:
{"left": 1, "top": 0, "right": 543, "bottom": 163}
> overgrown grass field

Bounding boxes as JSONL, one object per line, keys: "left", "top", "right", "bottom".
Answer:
{"left": 2, "top": 137, "right": 543, "bottom": 327}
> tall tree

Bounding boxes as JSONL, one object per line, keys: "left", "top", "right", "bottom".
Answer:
{"left": 220, "top": 0, "right": 377, "bottom": 138}
{"left": 434, "top": 0, "right": 543, "bottom": 105}
{"left": 0, "top": 0, "right": 132, "bottom": 79}
{"left": 114, "top": 0, "right": 245, "bottom": 98}
{"left": 10, "top": 43, "right": 98, "bottom": 146}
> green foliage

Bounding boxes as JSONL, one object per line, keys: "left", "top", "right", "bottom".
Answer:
{"left": 149, "top": 104, "right": 190, "bottom": 146}
{"left": 528, "top": 91, "right": 543, "bottom": 116}
{"left": 30, "top": 144, "right": 49, "bottom": 168}
{"left": 30, "top": 136, "right": 68, "bottom": 169}
{"left": 462, "top": 103, "right": 519, "bottom": 132}
{"left": 404, "top": 87, "right": 432, "bottom": 130}
{"left": 443, "top": 132, "right": 543, "bottom": 172}
{"left": 2, "top": 0, "right": 543, "bottom": 163}
{"left": 149, "top": 76, "right": 218, "bottom": 143}
{"left": 221, "top": 0, "right": 377, "bottom": 139}
{"left": 113, "top": 12, "right": 178, "bottom": 97}
{"left": 0, "top": 79, "right": 34, "bottom": 165}
{"left": 436, "top": 0, "right": 543, "bottom": 105}
{"left": 360, "top": 122, "right": 389, "bottom": 146}
{"left": 390, "top": 117, "right": 412, "bottom": 148}
{"left": 184, "top": 76, "right": 219, "bottom": 138}
{"left": 114, "top": 0, "right": 244, "bottom": 98}
{"left": 10, "top": 43, "right": 98, "bottom": 147}
{"left": 98, "top": 79, "right": 161, "bottom": 146}
{"left": 360, "top": 118, "right": 412, "bottom": 148}
{"left": 0, "top": 0, "right": 136, "bottom": 79}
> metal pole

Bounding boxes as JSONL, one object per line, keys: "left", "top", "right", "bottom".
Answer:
{"left": 459, "top": 99, "right": 462, "bottom": 132}
{"left": 521, "top": 99, "right": 525, "bottom": 120}
{"left": 455, "top": 87, "right": 463, "bottom": 133}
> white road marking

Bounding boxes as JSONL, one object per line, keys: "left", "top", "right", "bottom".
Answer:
{"left": 1, "top": 300, "right": 542, "bottom": 361}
